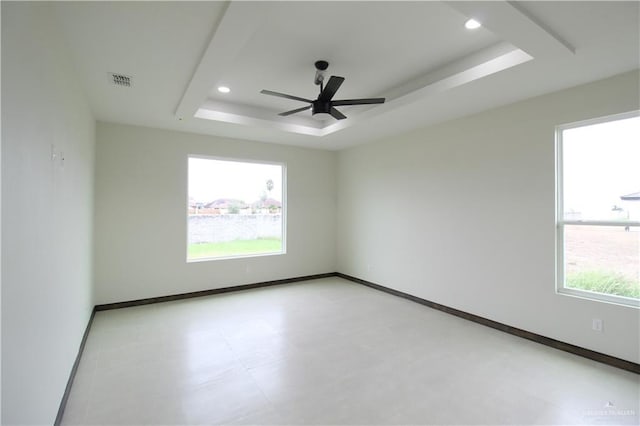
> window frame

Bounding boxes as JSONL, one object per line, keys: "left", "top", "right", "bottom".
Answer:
{"left": 186, "top": 154, "right": 287, "bottom": 262}
{"left": 555, "top": 110, "right": 640, "bottom": 308}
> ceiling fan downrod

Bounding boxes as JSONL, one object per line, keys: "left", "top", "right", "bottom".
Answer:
{"left": 314, "top": 60, "right": 329, "bottom": 88}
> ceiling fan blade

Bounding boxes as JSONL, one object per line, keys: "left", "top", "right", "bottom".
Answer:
{"left": 278, "top": 105, "right": 311, "bottom": 117}
{"left": 260, "top": 90, "right": 312, "bottom": 104}
{"left": 330, "top": 107, "right": 346, "bottom": 120}
{"left": 331, "top": 98, "right": 385, "bottom": 106}
{"left": 319, "top": 76, "right": 345, "bottom": 101}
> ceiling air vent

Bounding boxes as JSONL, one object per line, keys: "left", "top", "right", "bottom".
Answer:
{"left": 109, "top": 73, "right": 132, "bottom": 87}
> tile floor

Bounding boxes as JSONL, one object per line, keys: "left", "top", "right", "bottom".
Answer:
{"left": 62, "top": 278, "right": 640, "bottom": 425}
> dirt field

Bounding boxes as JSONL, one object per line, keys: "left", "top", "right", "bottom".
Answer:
{"left": 564, "top": 225, "right": 639, "bottom": 281}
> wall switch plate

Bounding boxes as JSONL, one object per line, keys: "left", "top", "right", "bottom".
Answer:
{"left": 592, "top": 318, "right": 603, "bottom": 332}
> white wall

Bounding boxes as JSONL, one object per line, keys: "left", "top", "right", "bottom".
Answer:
{"left": 337, "top": 70, "right": 640, "bottom": 363}
{"left": 94, "top": 122, "right": 337, "bottom": 304}
{"left": 0, "top": 3, "right": 3, "bottom": 422}
{"left": 1, "top": 2, "right": 96, "bottom": 424}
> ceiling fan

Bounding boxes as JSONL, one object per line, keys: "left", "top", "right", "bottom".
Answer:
{"left": 260, "top": 60, "right": 385, "bottom": 121}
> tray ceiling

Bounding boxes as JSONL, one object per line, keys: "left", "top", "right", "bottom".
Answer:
{"left": 53, "top": 1, "right": 640, "bottom": 150}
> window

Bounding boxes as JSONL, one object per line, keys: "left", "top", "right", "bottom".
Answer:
{"left": 556, "top": 112, "right": 639, "bottom": 307}
{"left": 187, "top": 156, "right": 285, "bottom": 261}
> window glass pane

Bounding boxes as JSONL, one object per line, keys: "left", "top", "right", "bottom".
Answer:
{"left": 188, "top": 157, "right": 284, "bottom": 260}
{"left": 564, "top": 225, "right": 639, "bottom": 299}
{"left": 562, "top": 115, "right": 640, "bottom": 222}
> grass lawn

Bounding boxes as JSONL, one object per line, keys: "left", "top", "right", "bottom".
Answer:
{"left": 188, "top": 238, "right": 282, "bottom": 259}
{"left": 566, "top": 271, "right": 640, "bottom": 299}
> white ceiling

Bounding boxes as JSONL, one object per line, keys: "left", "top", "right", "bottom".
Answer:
{"left": 53, "top": 1, "right": 639, "bottom": 150}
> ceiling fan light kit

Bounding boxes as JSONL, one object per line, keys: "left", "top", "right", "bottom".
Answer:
{"left": 261, "top": 60, "right": 385, "bottom": 121}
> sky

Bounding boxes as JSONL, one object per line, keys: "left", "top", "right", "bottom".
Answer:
{"left": 562, "top": 114, "right": 639, "bottom": 221}
{"left": 188, "top": 157, "right": 283, "bottom": 203}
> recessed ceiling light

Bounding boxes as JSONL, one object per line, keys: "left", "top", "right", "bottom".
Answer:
{"left": 465, "top": 19, "right": 481, "bottom": 30}
{"left": 217, "top": 86, "right": 230, "bottom": 94}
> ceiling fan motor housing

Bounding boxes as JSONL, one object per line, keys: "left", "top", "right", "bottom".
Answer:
{"left": 312, "top": 100, "right": 331, "bottom": 115}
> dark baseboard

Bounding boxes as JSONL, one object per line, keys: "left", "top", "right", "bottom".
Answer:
{"left": 94, "top": 273, "right": 336, "bottom": 311}
{"left": 336, "top": 272, "right": 640, "bottom": 374}
{"left": 54, "top": 307, "right": 97, "bottom": 426}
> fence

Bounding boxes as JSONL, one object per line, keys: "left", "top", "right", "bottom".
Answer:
{"left": 188, "top": 214, "right": 282, "bottom": 244}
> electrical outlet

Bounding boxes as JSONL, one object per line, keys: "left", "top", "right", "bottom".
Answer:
{"left": 592, "top": 318, "right": 603, "bottom": 332}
